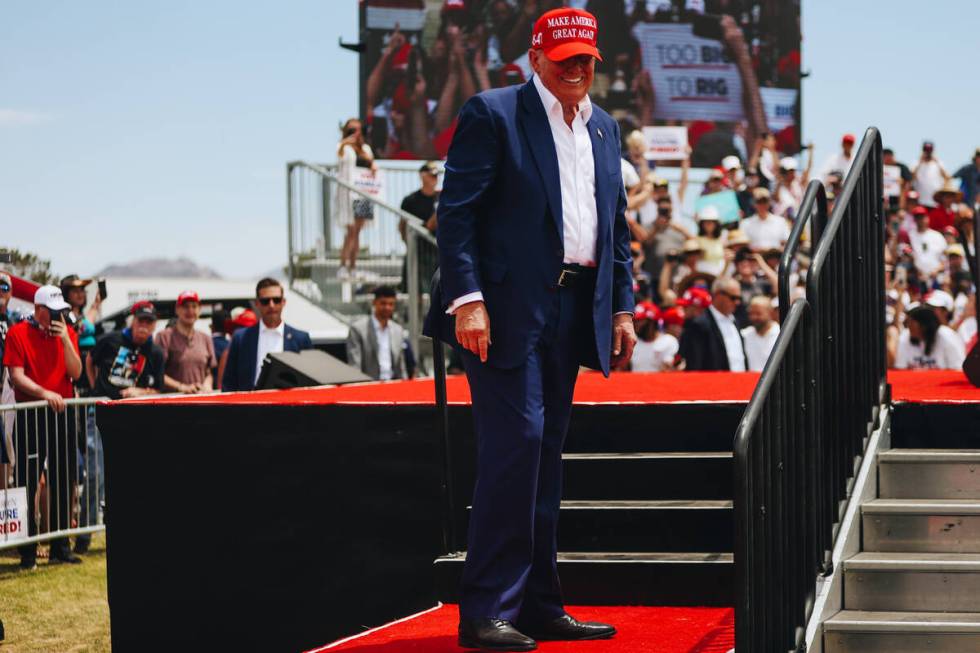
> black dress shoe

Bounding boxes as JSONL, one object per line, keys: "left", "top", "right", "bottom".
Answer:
{"left": 458, "top": 618, "right": 537, "bottom": 651}
{"left": 521, "top": 614, "right": 616, "bottom": 641}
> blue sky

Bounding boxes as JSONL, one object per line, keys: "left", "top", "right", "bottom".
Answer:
{"left": 2, "top": 1, "right": 977, "bottom": 280}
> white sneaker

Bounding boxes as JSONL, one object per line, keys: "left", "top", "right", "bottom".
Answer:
{"left": 336, "top": 266, "right": 351, "bottom": 279}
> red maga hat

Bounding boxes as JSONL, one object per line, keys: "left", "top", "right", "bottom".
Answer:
{"left": 633, "top": 301, "right": 660, "bottom": 322}
{"left": 661, "top": 307, "right": 685, "bottom": 327}
{"left": 678, "top": 287, "right": 712, "bottom": 309}
{"left": 176, "top": 290, "right": 200, "bottom": 306}
{"left": 531, "top": 8, "right": 601, "bottom": 62}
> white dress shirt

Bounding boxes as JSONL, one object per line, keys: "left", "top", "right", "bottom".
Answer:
{"left": 741, "top": 322, "right": 780, "bottom": 372}
{"left": 708, "top": 305, "right": 746, "bottom": 372}
{"left": 448, "top": 74, "right": 599, "bottom": 313}
{"left": 255, "top": 321, "right": 285, "bottom": 384}
{"left": 371, "top": 315, "right": 393, "bottom": 381}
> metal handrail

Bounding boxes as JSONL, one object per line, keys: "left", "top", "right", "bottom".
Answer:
{"left": 734, "top": 127, "right": 886, "bottom": 653}
{"left": 778, "top": 180, "right": 826, "bottom": 322}
{"left": 734, "top": 298, "right": 816, "bottom": 653}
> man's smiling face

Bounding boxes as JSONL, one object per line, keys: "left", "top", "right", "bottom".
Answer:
{"left": 529, "top": 49, "right": 595, "bottom": 109}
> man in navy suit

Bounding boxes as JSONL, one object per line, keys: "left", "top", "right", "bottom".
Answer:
{"left": 222, "top": 278, "right": 312, "bottom": 391}
{"left": 424, "top": 8, "right": 635, "bottom": 651}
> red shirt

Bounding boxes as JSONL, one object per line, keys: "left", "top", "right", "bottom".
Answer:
{"left": 2, "top": 320, "right": 79, "bottom": 402}
{"left": 928, "top": 205, "right": 956, "bottom": 233}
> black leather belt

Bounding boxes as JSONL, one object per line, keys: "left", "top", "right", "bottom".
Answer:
{"left": 557, "top": 264, "right": 597, "bottom": 288}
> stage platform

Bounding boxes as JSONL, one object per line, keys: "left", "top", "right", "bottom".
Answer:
{"left": 130, "top": 369, "right": 977, "bottom": 406}
{"left": 307, "top": 603, "right": 734, "bottom": 653}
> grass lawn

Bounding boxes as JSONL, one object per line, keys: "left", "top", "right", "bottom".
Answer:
{"left": 0, "top": 533, "right": 110, "bottom": 652}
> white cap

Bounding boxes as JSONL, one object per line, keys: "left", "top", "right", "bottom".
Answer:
{"left": 697, "top": 205, "right": 721, "bottom": 222}
{"left": 779, "top": 157, "right": 798, "bottom": 171}
{"left": 721, "top": 155, "right": 742, "bottom": 171}
{"left": 925, "top": 290, "right": 954, "bottom": 312}
{"left": 34, "top": 285, "right": 70, "bottom": 311}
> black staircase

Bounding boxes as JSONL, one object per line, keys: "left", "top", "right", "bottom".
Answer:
{"left": 431, "top": 396, "right": 743, "bottom": 606}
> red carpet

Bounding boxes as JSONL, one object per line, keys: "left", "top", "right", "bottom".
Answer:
{"left": 119, "top": 369, "right": 977, "bottom": 407}
{"left": 308, "top": 604, "right": 734, "bottom": 653}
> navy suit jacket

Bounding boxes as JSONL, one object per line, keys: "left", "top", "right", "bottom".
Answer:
{"left": 221, "top": 323, "right": 312, "bottom": 391}
{"left": 423, "top": 79, "right": 633, "bottom": 374}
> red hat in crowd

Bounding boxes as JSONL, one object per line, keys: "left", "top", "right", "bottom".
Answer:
{"left": 678, "top": 287, "right": 712, "bottom": 309}
{"left": 842, "top": 133, "right": 856, "bottom": 145}
{"left": 911, "top": 206, "right": 929, "bottom": 218}
{"left": 943, "top": 225, "right": 959, "bottom": 237}
{"left": 661, "top": 307, "right": 685, "bottom": 327}
{"left": 633, "top": 301, "right": 660, "bottom": 322}
{"left": 176, "top": 290, "right": 200, "bottom": 306}
{"left": 442, "top": 0, "right": 466, "bottom": 11}
{"left": 131, "top": 300, "right": 157, "bottom": 320}
{"left": 228, "top": 308, "right": 259, "bottom": 330}
{"left": 531, "top": 7, "right": 601, "bottom": 62}
{"left": 906, "top": 190, "right": 920, "bottom": 201}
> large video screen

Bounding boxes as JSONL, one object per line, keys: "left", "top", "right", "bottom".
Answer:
{"left": 359, "top": 0, "right": 801, "bottom": 164}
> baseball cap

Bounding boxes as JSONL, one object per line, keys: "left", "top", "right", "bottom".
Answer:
{"left": 653, "top": 177, "right": 669, "bottom": 188}
{"left": 752, "top": 187, "right": 771, "bottom": 201}
{"left": 779, "top": 157, "right": 798, "bottom": 171}
{"left": 230, "top": 307, "right": 259, "bottom": 328}
{"left": 946, "top": 243, "right": 966, "bottom": 258}
{"left": 942, "top": 225, "right": 959, "bottom": 237}
{"left": 131, "top": 300, "right": 157, "bottom": 320}
{"left": 531, "top": 8, "right": 602, "bottom": 62}
{"left": 911, "top": 206, "right": 929, "bottom": 217}
{"left": 721, "top": 155, "right": 742, "bottom": 171}
{"left": 925, "top": 290, "right": 954, "bottom": 313}
{"left": 419, "top": 161, "right": 440, "bottom": 175}
{"left": 633, "top": 301, "right": 660, "bottom": 322}
{"left": 842, "top": 133, "right": 856, "bottom": 144}
{"left": 678, "top": 287, "right": 712, "bottom": 309}
{"left": 34, "top": 285, "right": 70, "bottom": 311}
{"left": 905, "top": 190, "right": 920, "bottom": 201}
{"left": 726, "top": 230, "right": 750, "bottom": 247}
{"left": 697, "top": 205, "right": 721, "bottom": 222}
{"left": 682, "top": 239, "right": 703, "bottom": 254}
{"left": 708, "top": 166, "right": 725, "bottom": 180}
{"left": 661, "top": 306, "right": 685, "bottom": 326}
{"left": 176, "top": 290, "right": 200, "bottom": 306}
{"left": 59, "top": 274, "right": 92, "bottom": 289}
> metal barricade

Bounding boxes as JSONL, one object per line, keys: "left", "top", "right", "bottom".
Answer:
{"left": 0, "top": 397, "right": 107, "bottom": 552}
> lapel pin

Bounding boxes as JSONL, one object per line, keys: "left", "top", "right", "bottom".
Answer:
{"left": 597, "top": 128, "right": 603, "bottom": 139}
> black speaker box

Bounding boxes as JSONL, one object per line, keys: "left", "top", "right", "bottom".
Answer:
{"left": 965, "top": 340, "right": 980, "bottom": 387}
{"left": 256, "top": 349, "right": 372, "bottom": 389}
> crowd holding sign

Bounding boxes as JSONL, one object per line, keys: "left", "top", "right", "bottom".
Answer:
{"left": 358, "top": 0, "right": 802, "bottom": 160}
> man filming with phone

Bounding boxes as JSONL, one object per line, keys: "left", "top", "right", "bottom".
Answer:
{"left": 2, "top": 285, "right": 83, "bottom": 568}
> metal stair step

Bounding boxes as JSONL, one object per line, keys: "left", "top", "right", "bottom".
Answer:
{"left": 465, "top": 499, "right": 733, "bottom": 552}
{"left": 879, "top": 450, "right": 980, "bottom": 499}
{"left": 863, "top": 500, "right": 980, "bottom": 553}
{"left": 433, "top": 551, "right": 733, "bottom": 606}
{"left": 824, "top": 610, "right": 980, "bottom": 653}
{"left": 562, "top": 452, "right": 733, "bottom": 500}
{"left": 844, "top": 553, "right": 980, "bottom": 612}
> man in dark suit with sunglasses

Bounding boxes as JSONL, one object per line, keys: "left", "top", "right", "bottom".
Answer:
{"left": 221, "top": 278, "right": 312, "bottom": 391}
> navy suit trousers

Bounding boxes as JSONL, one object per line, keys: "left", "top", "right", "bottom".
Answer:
{"left": 459, "top": 276, "right": 595, "bottom": 623}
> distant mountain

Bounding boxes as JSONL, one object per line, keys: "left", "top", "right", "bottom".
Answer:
{"left": 95, "top": 257, "right": 223, "bottom": 279}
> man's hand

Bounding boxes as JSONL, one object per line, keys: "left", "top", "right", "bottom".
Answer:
{"left": 611, "top": 314, "right": 638, "bottom": 367}
{"left": 48, "top": 318, "right": 67, "bottom": 340}
{"left": 455, "top": 301, "right": 491, "bottom": 362}
{"left": 43, "top": 390, "right": 66, "bottom": 413}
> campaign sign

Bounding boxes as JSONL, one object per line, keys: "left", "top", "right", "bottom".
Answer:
{"left": 642, "top": 126, "right": 689, "bottom": 161}
{"left": 760, "top": 87, "right": 798, "bottom": 131}
{"left": 632, "top": 22, "right": 744, "bottom": 122}
{"left": 695, "top": 189, "right": 741, "bottom": 225}
{"left": 883, "top": 164, "right": 902, "bottom": 198}
{"left": 1, "top": 486, "right": 28, "bottom": 543}
{"left": 353, "top": 168, "right": 384, "bottom": 197}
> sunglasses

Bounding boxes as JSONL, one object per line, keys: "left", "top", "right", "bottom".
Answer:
{"left": 257, "top": 296, "right": 284, "bottom": 306}
{"left": 722, "top": 292, "right": 742, "bottom": 302}
{"left": 0, "top": 283, "right": 10, "bottom": 292}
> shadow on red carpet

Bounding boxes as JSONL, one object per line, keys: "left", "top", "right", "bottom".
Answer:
{"left": 310, "top": 605, "right": 734, "bottom": 653}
